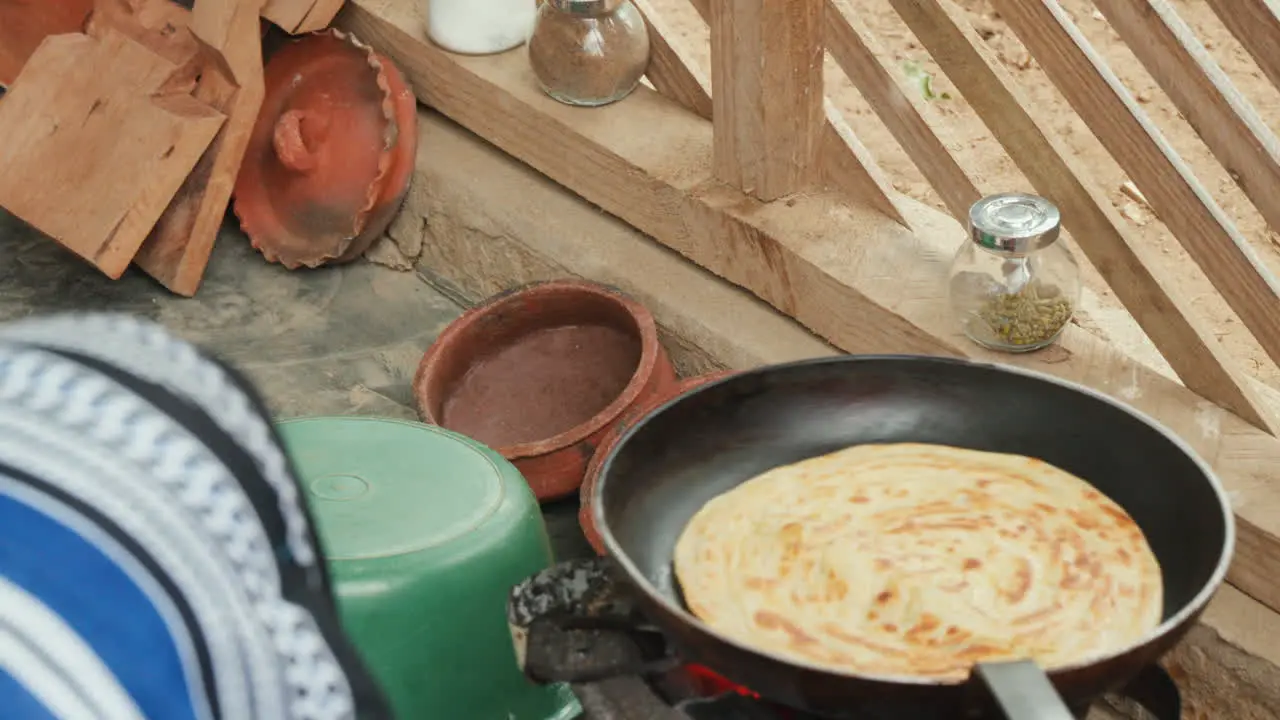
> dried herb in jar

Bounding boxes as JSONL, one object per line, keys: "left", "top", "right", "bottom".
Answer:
{"left": 948, "top": 193, "right": 1080, "bottom": 353}
{"left": 527, "top": 0, "right": 651, "bottom": 107}
{"left": 976, "top": 282, "right": 1073, "bottom": 348}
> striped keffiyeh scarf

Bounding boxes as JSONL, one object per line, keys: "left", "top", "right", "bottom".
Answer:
{"left": 0, "top": 313, "right": 391, "bottom": 720}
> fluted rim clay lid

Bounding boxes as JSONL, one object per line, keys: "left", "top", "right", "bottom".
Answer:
{"left": 234, "top": 29, "right": 418, "bottom": 270}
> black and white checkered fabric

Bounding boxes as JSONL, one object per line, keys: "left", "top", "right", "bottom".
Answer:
{"left": 0, "top": 313, "right": 389, "bottom": 720}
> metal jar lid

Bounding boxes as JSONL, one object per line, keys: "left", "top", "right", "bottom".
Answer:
{"left": 968, "top": 193, "right": 1062, "bottom": 253}
{"left": 546, "top": 0, "right": 625, "bottom": 14}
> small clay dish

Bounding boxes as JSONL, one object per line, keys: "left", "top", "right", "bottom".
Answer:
{"left": 414, "top": 280, "right": 678, "bottom": 501}
{"left": 579, "top": 370, "right": 735, "bottom": 554}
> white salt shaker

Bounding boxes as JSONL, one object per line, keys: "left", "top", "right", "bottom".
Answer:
{"left": 426, "top": 0, "right": 538, "bottom": 55}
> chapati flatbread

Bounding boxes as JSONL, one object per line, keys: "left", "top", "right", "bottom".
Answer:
{"left": 673, "top": 443, "right": 1162, "bottom": 681}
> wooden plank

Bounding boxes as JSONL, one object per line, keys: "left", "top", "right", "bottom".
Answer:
{"left": 341, "top": 0, "right": 1280, "bottom": 613}
{"left": 708, "top": 0, "right": 823, "bottom": 200}
{"left": 263, "top": 0, "right": 345, "bottom": 34}
{"left": 134, "top": 0, "right": 268, "bottom": 296}
{"left": 633, "top": 0, "right": 711, "bottom": 120}
{"left": 1094, "top": 0, "right": 1280, "bottom": 237}
{"left": 819, "top": 100, "right": 910, "bottom": 227}
{"left": 685, "top": 0, "right": 710, "bottom": 24}
{"left": 87, "top": 0, "right": 200, "bottom": 67}
{"left": 825, "top": 0, "right": 979, "bottom": 221}
{"left": 1205, "top": 0, "right": 1280, "bottom": 95}
{"left": 0, "top": 29, "right": 224, "bottom": 279}
{"left": 686, "top": 0, "right": 907, "bottom": 225}
{"left": 984, "top": 0, "right": 1280, "bottom": 377}
{"left": 887, "top": 0, "right": 1275, "bottom": 434}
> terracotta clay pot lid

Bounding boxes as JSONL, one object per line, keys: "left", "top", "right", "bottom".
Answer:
{"left": 0, "top": 0, "right": 94, "bottom": 87}
{"left": 579, "top": 369, "right": 736, "bottom": 555}
{"left": 234, "top": 28, "right": 418, "bottom": 269}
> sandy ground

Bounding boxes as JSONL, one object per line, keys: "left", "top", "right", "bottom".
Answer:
{"left": 649, "top": 0, "right": 1280, "bottom": 390}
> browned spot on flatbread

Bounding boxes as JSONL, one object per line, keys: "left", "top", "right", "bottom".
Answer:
{"left": 1004, "top": 559, "right": 1033, "bottom": 603}
{"left": 754, "top": 610, "right": 818, "bottom": 647}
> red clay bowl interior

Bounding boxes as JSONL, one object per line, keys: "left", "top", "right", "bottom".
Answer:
{"left": 416, "top": 283, "right": 662, "bottom": 459}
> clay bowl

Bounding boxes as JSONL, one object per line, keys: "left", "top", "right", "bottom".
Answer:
{"left": 414, "top": 281, "right": 678, "bottom": 501}
{"left": 579, "top": 370, "right": 735, "bottom": 554}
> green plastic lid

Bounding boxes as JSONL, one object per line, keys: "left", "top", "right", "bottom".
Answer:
{"left": 287, "top": 416, "right": 507, "bottom": 561}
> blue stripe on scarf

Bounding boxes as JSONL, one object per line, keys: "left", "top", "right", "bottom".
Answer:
{"left": 0, "top": 493, "right": 199, "bottom": 720}
{"left": 0, "top": 670, "right": 58, "bottom": 720}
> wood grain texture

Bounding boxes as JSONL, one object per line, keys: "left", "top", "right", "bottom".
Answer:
{"left": 686, "top": 0, "right": 906, "bottom": 225}
{"left": 263, "top": 0, "right": 345, "bottom": 33}
{"left": 985, "top": 0, "right": 1280, "bottom": 377}
{"left": 888, "top": 0, "right": 1273, "bottom": 433}
{"left": 819, "top": 100, "right": 910, "bottom": 227}
{"left": 1205, "top": 0, "right": 1280, "bottom": 96}
{"left": 87, "top": 0, "right": 200, "bottom": 66}
{"left": 0, "top": 29, "right": 224, "bottom": 279}
{"left": 633, "top": 0, "right": 711, "bottom": 120}
{"left": 1094, "top": 0, "right": 1280, "bottom": 237}
{"left": 708, "top": 0, "right": 823, "bottom": 200}
{"left": 134, "top": 0, "right": 268, "bottom": 296}
{"left": 825, "top": 0, "right": 978, "bottom": 221}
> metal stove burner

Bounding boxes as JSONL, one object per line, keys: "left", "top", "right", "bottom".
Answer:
{"left": 507, "top": 559, "right": 1182, "bottom": 720}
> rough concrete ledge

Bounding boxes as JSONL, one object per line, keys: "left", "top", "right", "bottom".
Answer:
{"left": 367, "top": 112, "right": 838, "bottom": 377}
{"left": 372, "top": 109, "right": 1280, "bottom": 718}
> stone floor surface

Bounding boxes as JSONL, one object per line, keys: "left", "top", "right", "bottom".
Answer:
{"left": 0, "top": 210, "right": 459, "bottom": 418}
{"left": 0, "top": 211, "right": 592, "bottom": 557}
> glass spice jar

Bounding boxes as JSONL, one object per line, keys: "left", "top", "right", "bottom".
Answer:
{"left": 947, "top": 193, "right": 1081, "bottom": 353}
{"left": 426, "top": 0, "right": 538, "bottom": 55}
{"left": 527, "top": 0, "right": 651, "bottom": 107}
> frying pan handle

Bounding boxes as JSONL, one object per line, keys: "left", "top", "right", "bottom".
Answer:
{"left": 976, "top": 661, "right": 1077, "bottom": 720}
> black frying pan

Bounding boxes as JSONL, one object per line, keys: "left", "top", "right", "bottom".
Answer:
{"left": 592, "top": 356, "right": 1234, "bottom": 719}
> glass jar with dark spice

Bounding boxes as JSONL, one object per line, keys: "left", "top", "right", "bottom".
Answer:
{"left": 528, "top": 0, "right": 651, "bottom": 107}
{"left": 947, "top": 193, "right": 1081, "bottom": 353}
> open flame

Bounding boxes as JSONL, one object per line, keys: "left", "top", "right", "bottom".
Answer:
{"left": 686, "top": 664, "right": 760, "bottom": 698}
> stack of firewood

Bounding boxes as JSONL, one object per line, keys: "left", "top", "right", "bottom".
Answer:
{"left": 0, "top": 0, "right": 345, "bottom": 296}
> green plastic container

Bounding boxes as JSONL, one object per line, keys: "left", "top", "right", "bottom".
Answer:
{"left": 278, "top": 417, "right": 581, "bottom": 720}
